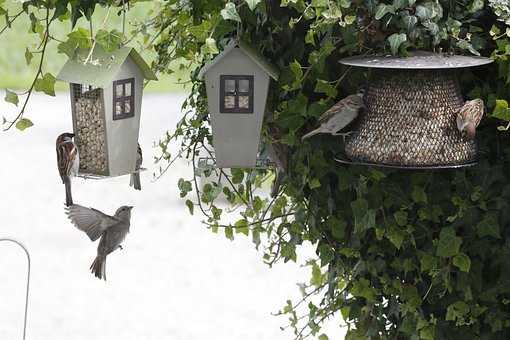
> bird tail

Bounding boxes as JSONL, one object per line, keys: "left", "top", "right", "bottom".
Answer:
{"left": 301, "top": 128, "right": 322, "bottom": 141}
{"left": 130, "top": 173, "right": 141, "bottom": 191}
{"left": 64, "top": 178, "right": 73, "bottom": 207}
{"left": 90, "top": 255, "right": 107, "bottom": 281}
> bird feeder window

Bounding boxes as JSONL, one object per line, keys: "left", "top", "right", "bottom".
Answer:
{"left": 220, "top": 75, "right": 254, "bottom": 113}
{"left": 113, "top": 78, "right": 135, "bottom": 120}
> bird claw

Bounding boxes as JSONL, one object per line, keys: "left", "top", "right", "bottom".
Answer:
{"left": 332, "top": 131, "right": 354, "bottom": 143}
{"left": 118, "top": 245, "right": 123, "bottom": 251}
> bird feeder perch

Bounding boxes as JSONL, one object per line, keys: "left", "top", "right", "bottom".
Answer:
{"left": 57, "top": 46, "right": 157, "bottom": 178}
{"left": 199, "top": 40, "right": 279, "bottom": 168}
{"left": 338, "top": 52, "right": 493, "bottom": 169}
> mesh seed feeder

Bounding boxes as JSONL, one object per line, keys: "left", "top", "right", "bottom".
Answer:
{"left": 199, "top": 40, "right": 279, "bottom": 168}
{"left": 338, "top": 52, "right": 493, "bottom": 169}
{"left": 57, "top": 46, "right": 157, "bottom": 177}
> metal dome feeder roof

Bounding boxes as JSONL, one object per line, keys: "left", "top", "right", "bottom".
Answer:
{"left": 340, "top": 51, "right": 493, "bottom": 70}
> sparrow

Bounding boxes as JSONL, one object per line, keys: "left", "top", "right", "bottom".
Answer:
{"left": 457, "top": 98, "right": 484, "bottom": 140}
{"left": 130, "top": 143, "right": 142, "bottom": 190}
{"left": 56, "top": 133, "right": 80, "bottom": 207}
{"left": 265, "top": 141, "right": 289, "bottom": 198}
{"left": 66, "top": 204, "right": 133, "bottom": 281}
{"left": 301, "top": 93, "right": 365, "bottom": 140}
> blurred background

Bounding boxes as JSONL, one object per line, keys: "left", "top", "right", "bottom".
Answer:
{"left": 0, "top": 3, "right": 344, "bottom": 340}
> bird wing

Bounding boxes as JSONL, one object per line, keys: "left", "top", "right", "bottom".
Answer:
{"left": 66, "top": 205, "right": 121, "bottom": 242}
{"left": 318, "top": 100, "right": 345, "bottom": 123}
{"left": 326, "top": 108, "right": 359, "bottom": 132}
{"left": 57, "top": 141, "right": 78, "bottom": 179}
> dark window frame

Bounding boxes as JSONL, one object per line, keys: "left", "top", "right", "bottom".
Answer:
{"left": 219, "top": 75, "right": 254, "bottom": 114}
{"left": 113, "top": 78, "right": 135, "bottom": 120}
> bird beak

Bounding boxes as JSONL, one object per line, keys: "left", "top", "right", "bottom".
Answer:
{"left": 128, "top": 206, "right": 134, "bottom": 210}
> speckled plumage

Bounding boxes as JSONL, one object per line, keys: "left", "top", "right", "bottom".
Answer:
{"left": 456, "top": 99, "right": 484, "bottom": 140}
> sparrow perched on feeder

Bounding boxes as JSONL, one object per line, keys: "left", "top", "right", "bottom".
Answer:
{"left": 301, "top": 93, "right": 365, "bottom": 140}
{"left": 56, "top": 133, "right": 80, "bottom": 207}
{"left": 66, "top": 204, "right": 133, "bottom": 281}
{"left": 130, "top": 143, "right": 143, "bottom": 190}
{"left": 457, "top": 98, "right": 485, "bottom": 140}
{"left": 265, "top": 141, "right": 289, "bottom": 198}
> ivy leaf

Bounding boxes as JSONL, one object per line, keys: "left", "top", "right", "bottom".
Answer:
{"left": 476, "top": 214, "right": 500, "bottom": 239}
{"left": 245, "top": 0, "right": 261, "bottom": 11}
{"left": 468, "top": 0, "right": 484, "bottom": 13}
{"left": 314, "top": 79, "right": 337, "bottom": 98}
{"left": 351, "top": 278, "right": 376, "bottom": 302}
{"left": 436, "top": 227, "right": 462, "bottom": 258}
{"left": 185, "top": 199, "right": 194, "bottom": 215}
{"left": 95, "top": 29, "right": 124, "bottom": 52}
{"left": 24, "top": 48, "right": 33, "bottom": 65}
{"left": 453, "top": 253, "right": 471, "bottom": 272}
{"left": 318, "top": 335, "right": 329, "bottom": 340}
{"left": 15, "top": 118, "right": 33, "bottom": 131}
{"left": 351, "top": 199, "right": 375, "bottom": 234}
{"left": 492, "top": 99, "right": 510, "bottom": 121}
{"left": 388, "top": 33, "right": 407, "bottom": 55}
{"left": 387, "top": 226, "right": 406, "bottom": 249}
{"left": 221, "top": 3, "right": 241, "bottom": 22}
{"left": 34, "top": 73, "right": 56, "bottom": 96}
{"left": 67, "top": 28, "right": 92, "bottom": 49}
{"left": 225, "top": 226, "right": 234, "bottom": 240}
{"left": 234, "top": 219, "right": 249, "bottom": 236}
{"left": 412, "top": 186, "right": 427, "bottom": 203}
{"left": 375, "top": 4, "right": 395, "bottom": 20}
{"left": 4, "top": 89, "right": 18, "bottom": 106}
{"left": 204, "top": 37, "right": 219, "bottom": 55}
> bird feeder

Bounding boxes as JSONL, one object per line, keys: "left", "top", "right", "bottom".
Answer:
{"left": 57, "top": 46, "right": 157, "bottom": 177}
{"left": 338, "top": 52, "right": 493, "bottom": 169}
{"left": 198, "top": 40, "right": 279, "bottom": 168}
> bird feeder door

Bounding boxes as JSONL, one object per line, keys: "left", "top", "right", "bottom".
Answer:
{"left": 71, "top": 84, "right": 109, "bottom": 176}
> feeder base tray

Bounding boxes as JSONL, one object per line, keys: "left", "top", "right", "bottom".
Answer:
{"left": 335, "top": 155, "right": 477, "bottom": 170}
{"left": 197, "top": 157, "right": 272, "bottom": 171}
{"left": 77, "top": 168, "right": 147, "bottom": 180}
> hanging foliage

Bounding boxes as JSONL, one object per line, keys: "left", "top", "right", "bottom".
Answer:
{"left": 3, "top": 0, "right": 510, "bottom": 339}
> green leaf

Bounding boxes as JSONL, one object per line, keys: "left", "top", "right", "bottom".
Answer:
{"left": 234, "top": 219, "right": 249, "bottom": 236}
{"left": 95, "top": 29, "right": 124, "bottom": 52}
{"left": 309, "top": 178, "right": 321, "bottom": 189}
{"left": 351, "top": 199, "right": 375, "bottom": 235}
{"left": 351, "top": 278, "right": 376, "bottom": 302}
{"left": 453, "top": 253, "right": 471, "bottom": 272}
{"left": 387, "top": 33, "right": 407, "bottom": 55}
{"left": 387, "top": 226, "right": 406, "bottom": 249}
{"left": 67, "top": 28, "right": 92, "bottom": 49}
{"left": 436, "top": 227, "right": 462, "bottom": 258}
{"left": 4, "top": 89, "right": 18, "bottom": 106}
{"left": 492, "top": 99, "right": 510, "bottom": 121}
{"left": 34, "top": 73, "right": 56, "bottom": 96}
{"left": 318, "top": 335, "right": 329, "bottom": 340}
{"left": 15, "top": 118, "right": 33, "bottom": 131}
{"left": 204, "top": 37, "right": 219, "bottom": 55}
{"left": 476, "top": 214, "right": 500, "bottom": 239}
{"left": 225, "top": 226, "right": 234, "bottom": 240}
{"left": 314, "top": 79, "right": 337, "bottom": 98}
{"left": 468, "top": 0, "right": 484, "bottom": 13}
{"left": 185, "top": 199, "right": 194, "bottom": 215}
{"left": 178, "top": 178, "right": 193, "bottom": 197}
{"left": 24, "top": 48, "right": 33, "bottom": 65}
{"left": 221, "top": 3, "right": 241, "bottom": 22}
{"left": 245, "top": 0, "right": 261, "bottom": 11}
{"left": 412, "top": 186, "right": 427, "bottom": 204}
{"left": 394, "top": 211, "right": 408, "bottom": 226}
{"left": 375, "top": 3, "right": 395, "bottom": 20}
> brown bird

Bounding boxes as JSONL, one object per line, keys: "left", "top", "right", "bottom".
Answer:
{"left": 265, "top": 142, "right": 288, "bottom": 198}
{"left": 457, "top": 99, "right": 484, "bottom": 140}
{"left": 301, "top": 93, "right": 364, "bottom": 140}
{"left": 66, "top": 204, "right": 133, "bottom": 281}
{"left": 56, "top": 133, "right": 79, "bottom": 207}
{"left": 129, "top": 143, "right": 143, "bottom": 190}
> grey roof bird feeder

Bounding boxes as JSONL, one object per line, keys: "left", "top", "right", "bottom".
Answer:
{"left": 338, "top": 52, "right": 493, "bottom": 168}
{"left": 199, "top": 40, "right": 279, "bottom": 168}
{"left": 57, "top": 46, "right": 157, "bottom": 177}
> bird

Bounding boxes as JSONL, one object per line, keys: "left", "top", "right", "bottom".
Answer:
{"left": 130, "top": 143, "right": 143, "bottom": 190}
{"left": 457, "top": 98, "right": 485, "bottom": 140}
{"left": 301, "top": 93, "right": 365, "bottom": 140}
{"left": 265, "top": 141, "right": 288, "bottom": 198}
{"left": 56, "top": 133, "right": 80, "bottom": 207}
{"left": 65, "top": 204, "right": 133, "bottom": 281}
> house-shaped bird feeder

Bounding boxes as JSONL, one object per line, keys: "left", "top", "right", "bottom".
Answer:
{"left": 198, "top": 40, "right": 279, "bottom": 168}
{"left": 336, "top": 52, "right": 493, "bottom": 169}
{"left": 57, "top": 46, "right": 157, "bottom": 178}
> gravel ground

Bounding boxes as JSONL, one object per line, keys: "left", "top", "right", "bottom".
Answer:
{"left": 0, "top": 93, "right": 344, "bottom": 340}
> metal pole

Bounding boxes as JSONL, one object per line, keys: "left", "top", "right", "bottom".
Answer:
{"left": 0, "top": 238, "right": 31, "bottom": 340}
